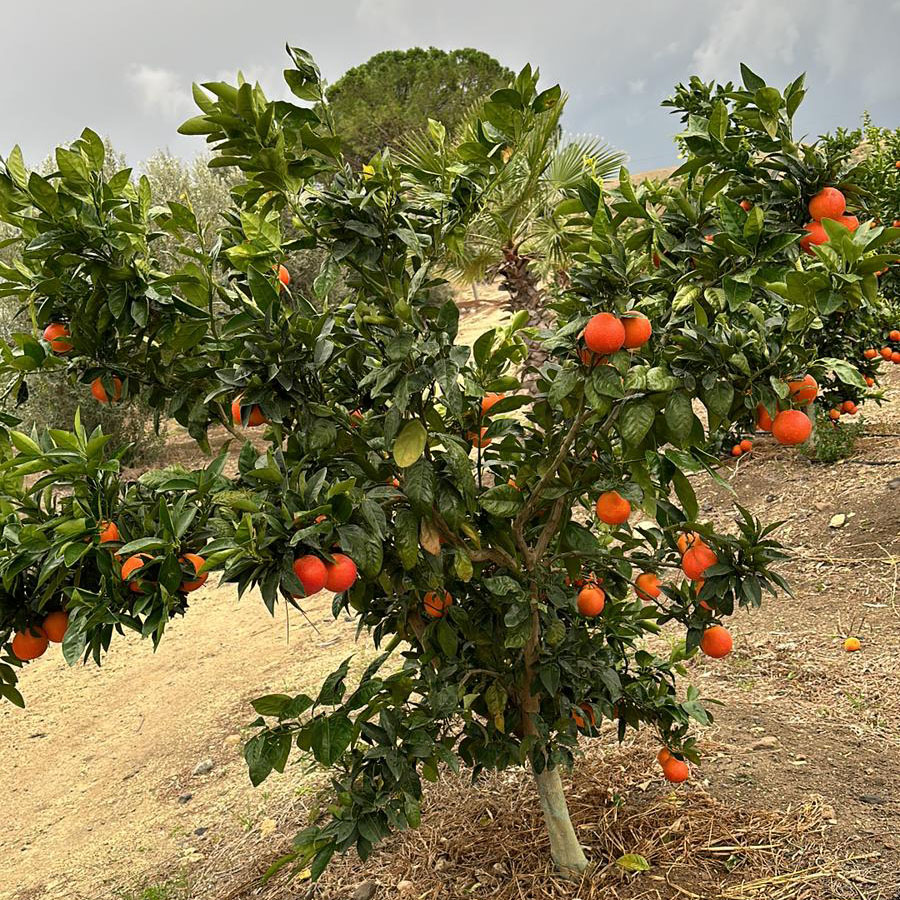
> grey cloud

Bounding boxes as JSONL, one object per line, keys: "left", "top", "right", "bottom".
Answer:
{"left": 1, "top": 0, "right": 897, "bottom": 172}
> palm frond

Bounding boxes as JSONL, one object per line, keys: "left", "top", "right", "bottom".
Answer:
{"left": 546, "top": 137, "right": 627, "bottom": 193}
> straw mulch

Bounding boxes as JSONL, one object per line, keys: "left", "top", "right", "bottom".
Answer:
{"left": 195, "top": 740, "right": 879, "bottom": 900}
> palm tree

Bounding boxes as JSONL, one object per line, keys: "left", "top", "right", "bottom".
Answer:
{"left": 403, "top": 96, "right": 626, "bottom": 329}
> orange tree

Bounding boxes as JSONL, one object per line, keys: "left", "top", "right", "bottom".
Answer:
{"left": 821, "top": 117, "right": 900, "bottom": 314}
{"left": 626, "top": 65, "right": 900, "bottom": 443}
{"left": 0, "top": 50, "right": 797, "bottom": 878}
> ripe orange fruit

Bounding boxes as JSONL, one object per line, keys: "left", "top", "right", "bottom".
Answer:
{"left": 682, "top": 544, "right": 717, "bottom": 580}
{"left": 890, "top": 330, "right": 900, "bottom": 342}
{"left": 787, "top": 374, "right": 817, "bottom": 406}
{"left": 755, "top": 404, "right": 773, "bottom": 432}
{"left": 828, "top": 408, "right": 841, "bottom": 421}
{"left": 481, "top": 392, "right": 505, "bottom": 416}
{"left": 468, "top": 427, "right": 492, "bottom": 448}
{"left": 739, "top": 439, "right": 753, "bottom": 453}
{"left": 635, "top": 572, "right": 661, "bottom": 601}
{"left": 895, "top": 162, "right": 900, "bottom": 170}
{"left": 231, "top": 396, "right": 267, "bottom": 427}
{"left": 799, "top": 221, "right": 828, "bottom": 253}
{"left": 677, "top": 531, "right": 704, "bottom": 555}
{"left": 387, "top": 476, "right": 400, "bottom": 488}
{"left": 843, "top": 637, "right": 861, "bottom": 652}
{"left": 881, "top": 347, "right": 893, "bottom": 360}
{"left": 704, "top": 233, "right": 714, "bottom": 243}
{"left": 892, "top": 352, "right": 900, "bottom": 365}
{"left": 808, "top": 187, "right": 846, "bottom": 221}
{"left": 583, "top": 312, "right": 625, "bottom": 355}
{"left": 180, "top": 553, "right": 208, "bottom": 592}
{"left": 277, "top": 264, "right": 290, "bottom": 287}
{"left": 91, "top": 376, "right": 123, "bottom": 404}
{"left": 595, "top": 490, "right": 631, "bottom": 525}
{"left": 865, "top": 376, "right": 875, "bottom": 387}
{"left": 841, "top": 400, "right": 857, "bottom": 414}
{"left": 621, "top": 313, "right": 652, "bottom": 349}
{"left": 424, "top": 589, "right": 452, "bottom": 618}
{"left": 739, "top": 199, "right": 752, "bottom": 211}
{"left": 662, "top": 757, "right": 690, "bottom": 783}
{"left": 43, "top": 322, "right": 73, "bottom": 353}
{"left": 863, "top": 348, "right": 878, "bottom": 359}
{"left": 731, "top": 444, "right": 742, "bottom": 457}
{"left": 836, "top": 214, "right": 859, "bottom": 231}
{"left": 293, "top": 555, "right": 327, "bottom": 595}
{"left": 657, "top": 747, "right": 673, "bottom": 766}
{"left": 42, "top": 611, "right": 69, "bottom": 643}
{"left": 572, "top": 703, "right": 596, "bottom": 729}
{"left": 700, "top": 624, "right": 733, "bottom": 658}
{"left": 349, "top": 409, "right": 364, "bottom": 426}
{"left": 98, "top": 520, "right": 120, "bottom": 544}
{"left": 324, "top": 553, "right": 358, "bottom": 592}
{"left": 893, "top": 219, "right": 900, "bottom": 226}
{"left": 12, "top": 626, "right": 49, "bottom": 661}
{"left": 772, "top": 409, "right": 811, "bottom": 445}
{"left": 577, "top": 585, "right": 606, "bottom": 617}
{"left": 121, "top": 553, "right": 152, "bottom": 593}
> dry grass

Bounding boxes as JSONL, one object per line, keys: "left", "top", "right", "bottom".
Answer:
{"left": 189, "top": 739, "right": 878, "bottom": 900}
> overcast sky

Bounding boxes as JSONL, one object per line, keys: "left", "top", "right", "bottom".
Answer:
{"left": 4, "top": 0, "right": 899, "bottom": 172}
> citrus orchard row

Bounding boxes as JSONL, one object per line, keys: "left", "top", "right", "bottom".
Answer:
{"left": 0, "top": 54, "right": 896, "bottom": 879}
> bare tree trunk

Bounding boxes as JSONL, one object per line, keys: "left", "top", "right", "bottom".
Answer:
{"left": 532, "top": 764, "right": 589, "bottom": 877}
{"left": 498, "top": 243, "right": 552, "bottom": 376}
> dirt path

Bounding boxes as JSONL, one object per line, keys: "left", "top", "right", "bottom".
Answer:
{"left": 4, "top": 312, "right": 900, "bottom": 899}
{"left": 1, "top": 587, "right": 376, "bottom": 900}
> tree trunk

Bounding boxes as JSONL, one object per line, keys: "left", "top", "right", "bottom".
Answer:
{"left": 532, "top": 764, "right": 589, "bottom": 877}
{"left": 498, "top": 244, "right": 552, "bottom": 376}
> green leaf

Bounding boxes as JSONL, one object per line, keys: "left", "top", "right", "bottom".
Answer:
{"left": 480, "top": 484, "right": 524, "bottom": 517}
{"left": 702, "top": 382, "right": 733, "bottom": 419}
{"left": 403, "top": 459, "right": 436, "bottom": 511}
{"left": 616, "top": 853, "right": 650, "bottom": 873}
{"left": 820, "top": 358, "right": 866, "bottom": 389}
{"left": 393, "top": 420, "right": 427, "bottom": 468}
{"left": 548, "top": 367, "right": 579, "bottom": 407}
{"left": 308, "top": 714, "right": 353, "bottom": 766}
{"left": 394, "top": 510, "right": 420, "bottom": 570}
{"left": 619, "top": 402, "right": 655, "bottom": 446}
{"left": 664, "top": 393, "right": 694, "bottom": 445}
{"left": 707, "top": 100, "right": 728, "bottom": 143}
{"left": 177, "top": 115, "right": 219, "bottom": 136}
{"left": 740, "top": 63, "right": 766, "bottom": 92}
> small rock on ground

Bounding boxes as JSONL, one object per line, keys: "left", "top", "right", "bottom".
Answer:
{"left": 751, "top": 736, "right": 779, "bottom": 750}
{"left": 192, "top": 759, "right": 214, "bottom": 776}
{"left": 351, "top": 881, "right": 377, "bottom": 900}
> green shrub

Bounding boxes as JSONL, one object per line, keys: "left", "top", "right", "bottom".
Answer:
{"left": 804, "top": 413, "right": 866, "bottom": 463}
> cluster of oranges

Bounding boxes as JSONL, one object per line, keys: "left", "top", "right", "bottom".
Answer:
{"left": 754, "top": 375, "right": 816, "bottom": 446}
{"left": 798, "top": 188, "right": 858, "bottom": 254}
{"left": 43, "top": 323, "right": 127, "bottom": 406}
{"left": 827, "top": 400, "right": 859, "bottom": 422}
{"left": 730, "top": 438, "right": 753, "bottom": 458}
{"left": 10, "top": 610, "right": 69, "bottom": 662}
{"left": 292, "top": 553, "right": 359, "bottom": 596}
{"left": 581, "top": 311, "right": 652, "bottom": 363}
{"left": 863, "top": 330, "right": 900, "bottom": 371}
